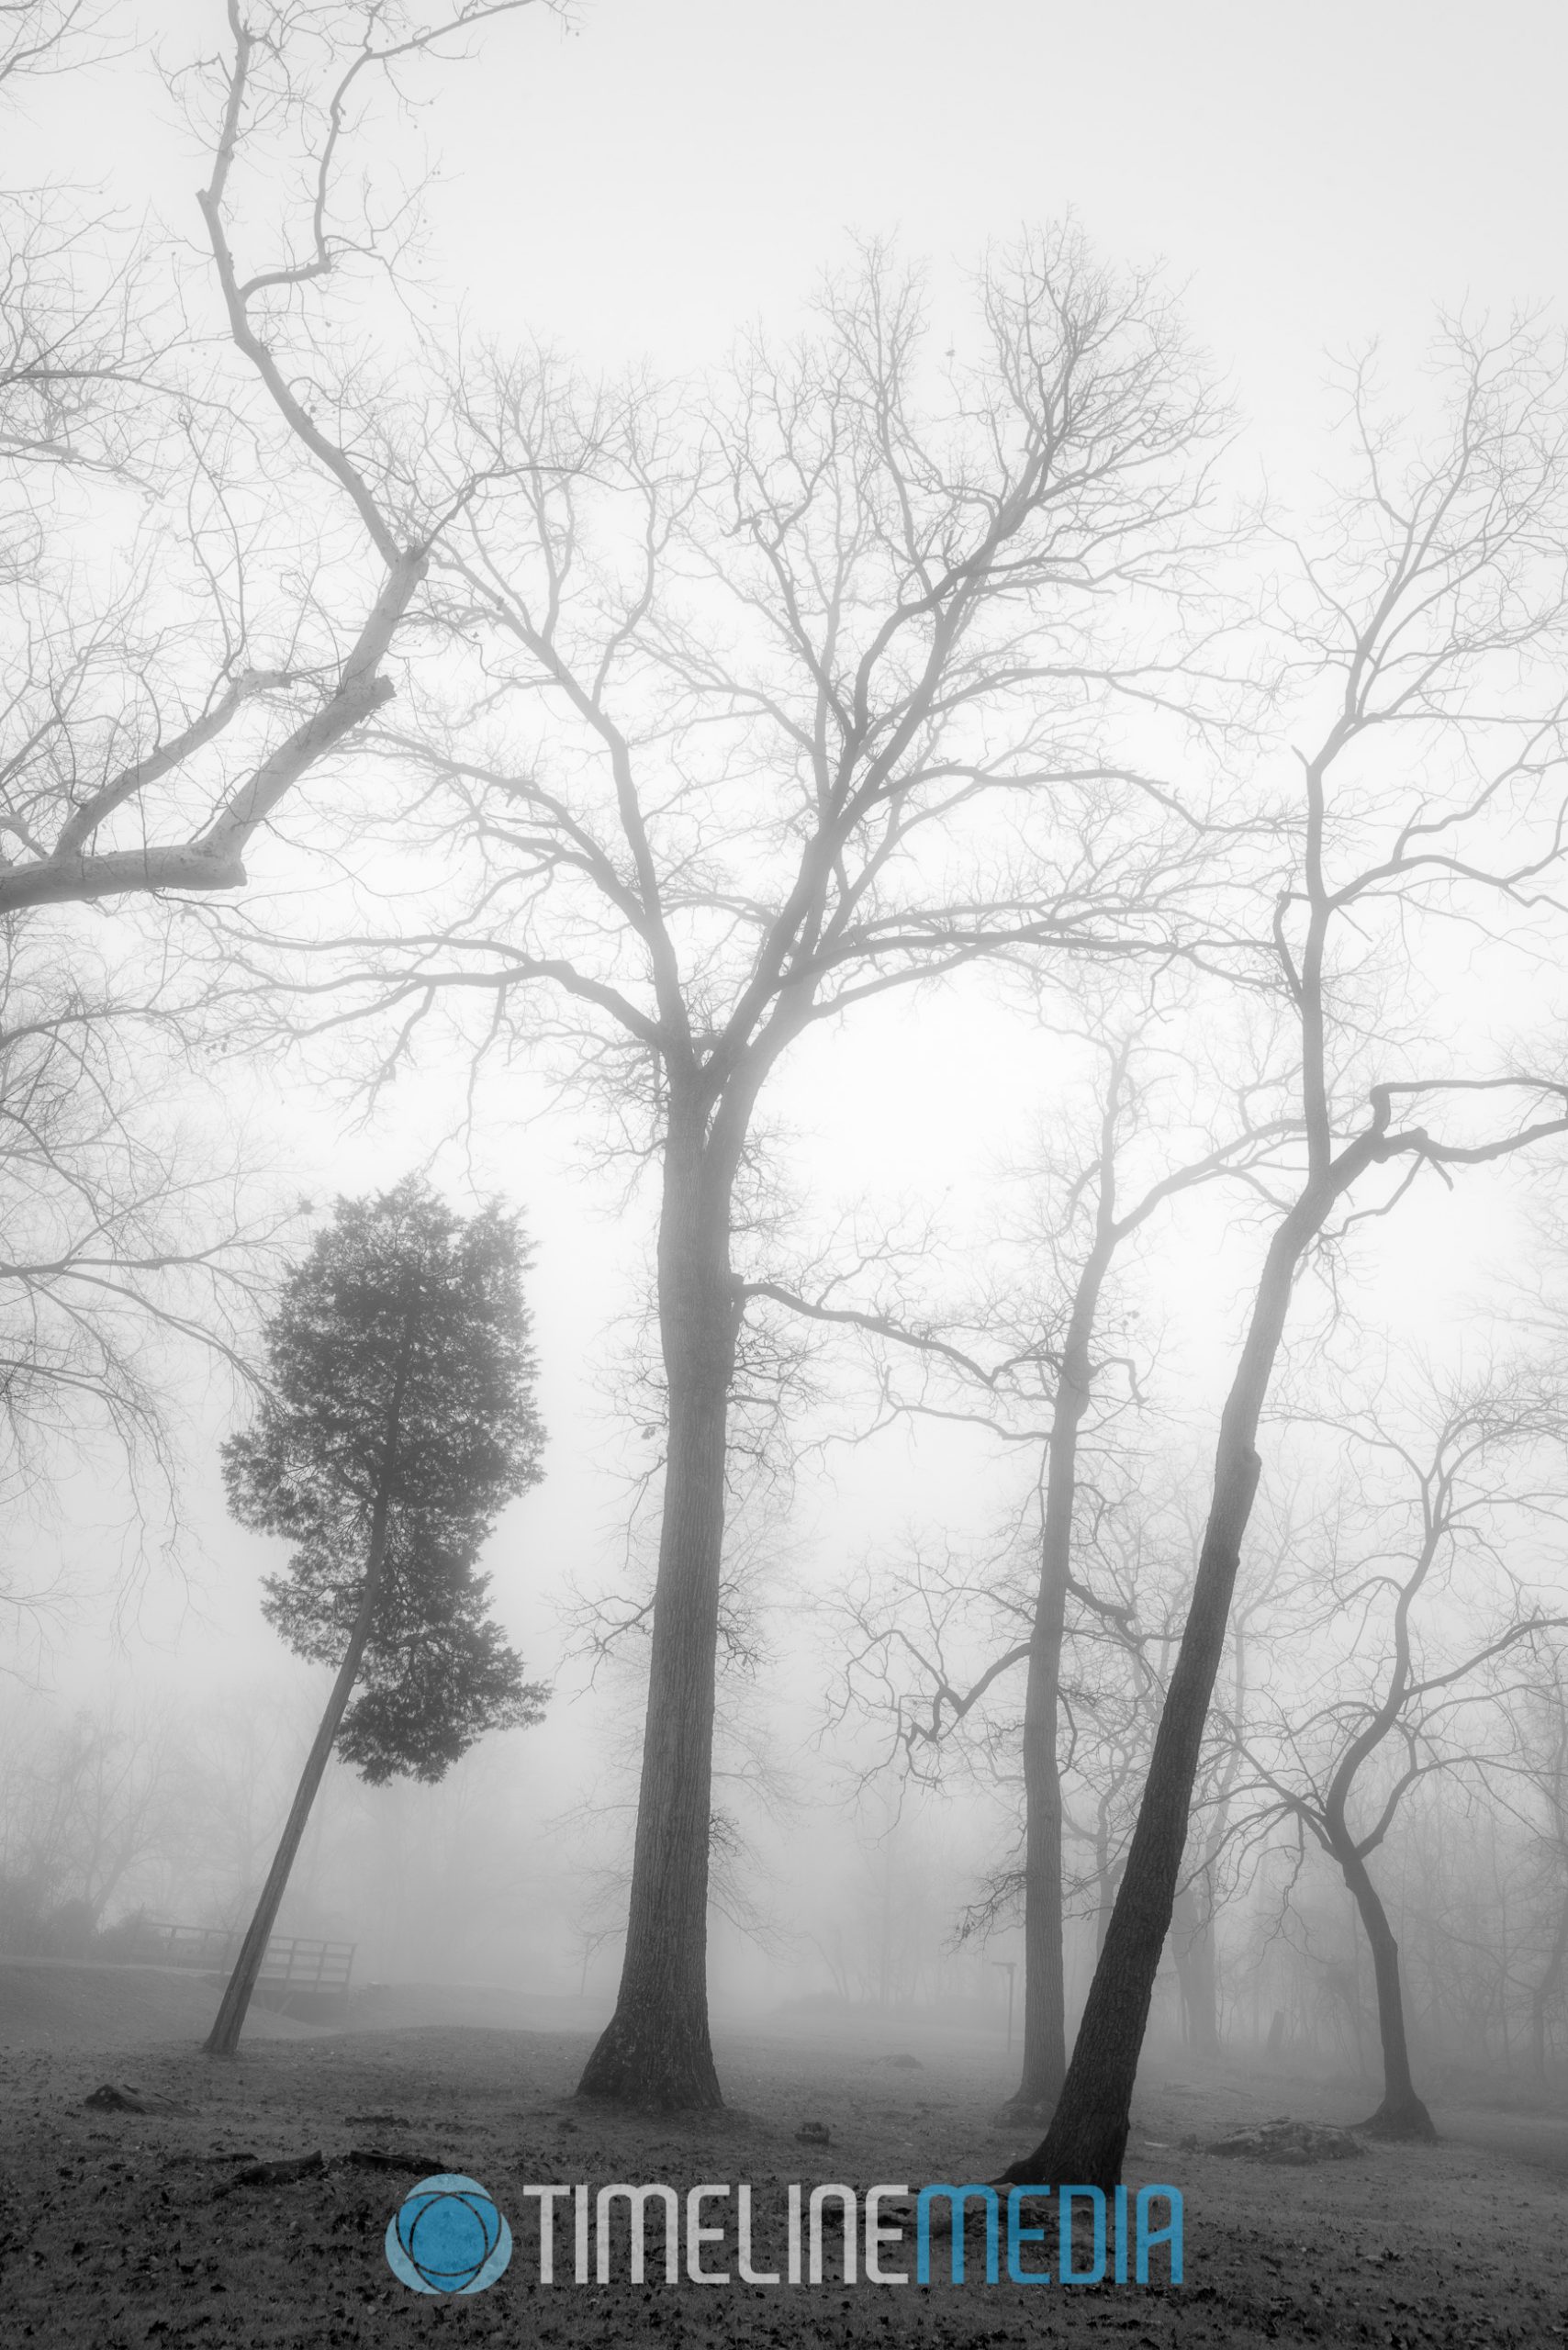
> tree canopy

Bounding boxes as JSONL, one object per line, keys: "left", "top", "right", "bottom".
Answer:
{"left": 223, "top": 1177, "right": 548, "bottom": 1782}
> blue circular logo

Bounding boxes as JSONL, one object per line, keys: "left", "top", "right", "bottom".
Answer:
{"left": 385, "top": 2173, "right": 512, "bottom": 2295}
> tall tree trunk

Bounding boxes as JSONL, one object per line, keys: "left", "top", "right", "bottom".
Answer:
{"left": 1007, "top": 1261, "right": 1103, "bottom": 2116}
{"left": 206, "top": 1315, "right": 414, "bottom": 2057}
{"left": 1333, "top": 1839, "right": 1436, "bottom": 2139}
{"left": 578, "top": 1118, "right": 739, "bottom": 2109}
{"left": 1529, "top": 1888, "right": 1568, "bottom": 2083}
{"left": 1004, "top": 1194, "right": 1327, "bottom": 2190}
{"left": 1012, "top": 1655, "right": 1066, "bottom": 2114}
{"left": 1170, "top": 1879, "right": 1221, "bottom": 2064}
{"left": 1093, "top": 1816, "right": 1121, "bottom": 1957}
{"left": 204, "top": 1566, "right": 382, "bottom": 2053}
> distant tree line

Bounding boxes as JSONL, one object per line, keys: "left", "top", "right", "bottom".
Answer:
{"left": 7, "top": 0, "right": 1568, "bottom": 2196}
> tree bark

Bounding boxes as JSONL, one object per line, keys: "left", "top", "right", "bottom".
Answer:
{"left": 205, "top": 1317, "right": 413, "bottom": 2057}
{"left": 204, "top": 1529, "right": 390, "bottom": 2053}
{"left": 1003, "top": 1195, "right": 1322, "bottom": 2189}
{"left": 1011, "top": 1624, "right": 1067, "bottom": 2115}
{"left": 1333, "top": 1840, "right": 1437, "bottom": 2139}
{"left": 1170, "top": 1880, "right": 1222, "bottom": 2064}
{"left": 1006, "top": 1265, "right": 1103, "bottom": 2115}
{"left": 577, "top": 1112, "right": 739, "bottom": 2109}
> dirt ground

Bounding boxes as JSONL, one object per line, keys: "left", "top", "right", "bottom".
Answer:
{"left": 3, "top": 1964, "right": 1567, "bottom": 2348}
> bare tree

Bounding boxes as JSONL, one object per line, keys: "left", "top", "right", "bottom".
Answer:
{"left": 1485, "top": 1640, "right": 1568, "bottom": 2085}
{"left": 203, "top": 229, "right": 1233, "bottom": 2105}
{"left": 1012, "top": 319, "right": 1568, "bottom": 2191}
{"left": 0, "top": 932, "right": 287, "bottom": 1610}
{"left": 0, "top": 1688, "right": 185, "bottom": 1948}
{"left": 1229, "top": 1382, "right": 1567, "bottom": 2137}
{"left": 817, "top": 988, "right": 1291, "bottom": 2113}
{"left": 0, "top": 4, "right": 552, "bottom": 1587}
{"left": 3, "top": 3, "right": 549, "bottom": 921}
{"left": 0, "top": 5, "right": 117, "bottom": 91}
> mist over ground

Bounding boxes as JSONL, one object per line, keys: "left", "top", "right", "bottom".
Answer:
{"left": 7, "top": 4, "right": 1568, "bottom": 2344}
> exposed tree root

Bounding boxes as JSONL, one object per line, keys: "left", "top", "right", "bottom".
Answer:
{"left": 1354, "top": 2098, "right": 1439, "bottom": 2142}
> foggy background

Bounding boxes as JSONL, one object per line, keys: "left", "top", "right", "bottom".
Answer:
{"left": 6, "top": 0, "right": 1568, "bottom": 2113}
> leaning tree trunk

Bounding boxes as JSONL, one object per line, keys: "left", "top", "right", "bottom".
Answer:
{"left": 206, "top": 1320, "right": 413, "bottom": 2057}
{"left": 205, "top": 1505, "right": 394, "bottom": 2055}
{"left": 578, "top": 1117, "right": 739, "bottom": 2109}
{"left": 1003, "top": 1188, "right": 1334, "bottom": 2191}
{"left": 1333, "top": 1840, "right": 1436, "bottom": 2139}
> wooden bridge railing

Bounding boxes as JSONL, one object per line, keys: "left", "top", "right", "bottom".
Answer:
{"left": 141, "top": 1920, "right": 355, "bottom": 1990}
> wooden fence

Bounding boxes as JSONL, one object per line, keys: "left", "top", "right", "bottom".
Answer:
{"left": 141, "top": 1920, "right": 355, "bottom": 1991}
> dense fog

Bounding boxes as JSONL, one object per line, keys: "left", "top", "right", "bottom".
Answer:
{"left": 7, "top": 18, "right": 1568, "bottom": 2331}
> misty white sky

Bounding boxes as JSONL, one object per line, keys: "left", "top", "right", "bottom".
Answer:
{"left": 11, "top": 0, "right": 1568, "bottom": 1994}
{"left": 17, "top": 0, "right": 1568, "bottom": 402}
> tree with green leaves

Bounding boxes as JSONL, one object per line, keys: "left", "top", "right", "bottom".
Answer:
{"left": 204, "top": 1176, "right": 547, "bottom": 2055}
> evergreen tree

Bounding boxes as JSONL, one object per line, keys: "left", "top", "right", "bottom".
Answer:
{"left": 205, "top": 1178, "right": 546, "bottom": 2054}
